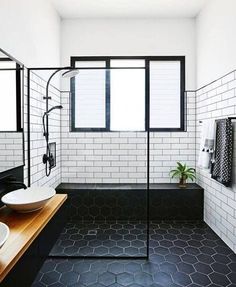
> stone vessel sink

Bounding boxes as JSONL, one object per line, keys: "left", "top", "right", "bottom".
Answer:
{"left": 1, "top": 187, "right": 55, "bottom": 213}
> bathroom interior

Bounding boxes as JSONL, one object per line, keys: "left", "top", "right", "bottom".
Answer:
{"left": 0, "top": 0, "right": 236, "bottom": 286}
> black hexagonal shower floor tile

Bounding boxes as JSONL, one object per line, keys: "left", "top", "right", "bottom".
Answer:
{"left": 50, "top": 220, "right": 148, "bottom": 257}
{"left": 32, "top": 221, "right": 236, "bottom": 287}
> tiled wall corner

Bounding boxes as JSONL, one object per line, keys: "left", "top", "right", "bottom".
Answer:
{"left": 24, "top": 71, "right": 61, "bottom": 188}
{"left": 196, "top": 70, "right": 236, "bottom": 253}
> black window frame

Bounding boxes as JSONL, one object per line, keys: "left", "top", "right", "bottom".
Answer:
{"left": 70, "top": 56, "right": 185, "bottom": 132}
{"left": 0, "top": 58, "right": 22, "bottom": 132}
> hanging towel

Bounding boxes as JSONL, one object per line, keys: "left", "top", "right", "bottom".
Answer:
{"left": 212, "top": 119, "right": 233, "bottom": 187}
{"left": 198, "top": 119, "right": 216, "bottom": 169}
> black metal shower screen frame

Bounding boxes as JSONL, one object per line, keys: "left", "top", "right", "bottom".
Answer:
{"left": 27, "top": 66, "right": 150, "bottom": 260}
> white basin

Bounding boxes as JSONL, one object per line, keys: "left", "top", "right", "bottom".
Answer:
{"left": 1, "top": 187, "right": 56, "bottom": 213}
{"left": 0, "top": 222, "right": 9, "bottom": 248}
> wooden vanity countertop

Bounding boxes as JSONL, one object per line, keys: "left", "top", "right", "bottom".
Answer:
{"left": 0, "top": 194, "right": 67, "bottom": 282}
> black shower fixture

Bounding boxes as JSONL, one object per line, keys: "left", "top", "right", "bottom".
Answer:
{"left": 46, "top": 105, "right": 63, "bottom": 114}
{"left": 42, "top": 105, "right": 63, "bottom": 176}
{"left": 42, "top": 67, "right": 79, "bottom": 177}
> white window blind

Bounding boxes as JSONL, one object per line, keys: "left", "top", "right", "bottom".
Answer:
{"left": 150, "top": 61, "right": 181, "bottom": 129}
{"left": 110, "top": 60, "right": 145, "bottom": 131}
{"left": 110, "top": 59, "right": 145, "bottom": 68}
{"left": 74, "top": 61, "right": 106, "bottom": 129}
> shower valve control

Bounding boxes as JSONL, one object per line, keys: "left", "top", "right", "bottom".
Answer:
{"left": 42, "top": 153, "right": 55, "bottom": 168}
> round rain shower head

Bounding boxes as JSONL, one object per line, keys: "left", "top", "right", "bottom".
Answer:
{"left": 62, "top": 69, "right": 79, "bottom": 78}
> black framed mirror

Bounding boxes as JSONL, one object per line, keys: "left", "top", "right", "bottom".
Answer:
{"left": 0, "top": 48, "right": 24, "bottom": 173}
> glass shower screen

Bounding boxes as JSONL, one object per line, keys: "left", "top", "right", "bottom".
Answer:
{"left": 50, "top": 65, "right": 149, "bottom": 259}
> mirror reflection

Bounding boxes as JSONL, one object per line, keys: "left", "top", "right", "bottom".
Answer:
{"left": 0, "top": 49, "right": 24, "bottom": 172}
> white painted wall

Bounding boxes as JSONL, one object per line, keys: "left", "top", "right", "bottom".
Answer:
{"left": 0, "top": 0, "right": 61, "bottom": 187}
{"left": 61, "top": 18, "right": 196, "bottom": 89}
{"left": 0, "top": 0, "right": 60, "bottom": 67}
{"left": 196, "top": 0, "right": 236, "bottom": 87}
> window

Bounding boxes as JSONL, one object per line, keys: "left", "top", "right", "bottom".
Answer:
{"left": 110, "top": 60, "right": 145, "bottom": 131}
{"left": 71, "top": 56, "right": 185, "bottom": 132}
{"left": 150, "top": 60, "right": 183, "bottom": 129}
{"left": 72, "top": 60, "right": 106, "bottom": 129}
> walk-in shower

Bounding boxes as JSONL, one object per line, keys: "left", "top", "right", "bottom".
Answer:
{"left": 28, "top": 64, "right": 150, "bottom": 259}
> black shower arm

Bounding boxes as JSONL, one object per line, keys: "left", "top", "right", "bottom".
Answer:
{"left": 43, "top": 67, "right": 71, "bottom": 177}
{"left": 45, "top": 66, "right": 71, "bottom": 101}
{"left": 44, "top": 67, "right": 70, "bottom": 144}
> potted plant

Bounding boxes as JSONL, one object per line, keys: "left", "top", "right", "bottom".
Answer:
{"left": 170, "top": 162, "right": 196, "bottom": 188}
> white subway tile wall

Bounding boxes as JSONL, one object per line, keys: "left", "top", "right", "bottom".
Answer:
{"left": 196, "top": 70, "right": 236, "bottom": 253}
{"left": 61, "top": 91, "right": 196, "bottom": 184}
{"left": 0, "top": 132, "right": 23, "bottom": 172}
{"left": 24, "top": 71, "right": 61, "bottom": 188}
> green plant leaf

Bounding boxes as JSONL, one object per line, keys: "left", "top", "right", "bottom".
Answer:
{"left": 177, "top": 162, "right": 183, "bottom": 170}
{"left": 171, "top": 171, "right": 181, "bottom": 178}
{"left": 186, "top": 168, "right": 195, "bottom": 173}
{"left": 188, "top": 176, "right": 195, "bottom": 182}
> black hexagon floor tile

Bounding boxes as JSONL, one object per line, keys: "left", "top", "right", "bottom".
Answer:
{"left": 50, "top": 220, "right": 147, "bottom": 257}
{"left": 32, "top": 221, "right": 236, "bottom": 287}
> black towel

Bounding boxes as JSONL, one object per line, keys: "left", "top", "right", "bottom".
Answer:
{"left": 211, "top": 119, "right": 233, "bottom": 187}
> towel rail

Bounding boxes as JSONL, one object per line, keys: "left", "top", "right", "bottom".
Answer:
{"left": 199, "top": 117, "right": 236, "bottom": 124}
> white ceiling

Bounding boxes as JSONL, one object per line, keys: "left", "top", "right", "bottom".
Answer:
{"left": 51, "top": 0, "right": 207, "bottom": 19}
